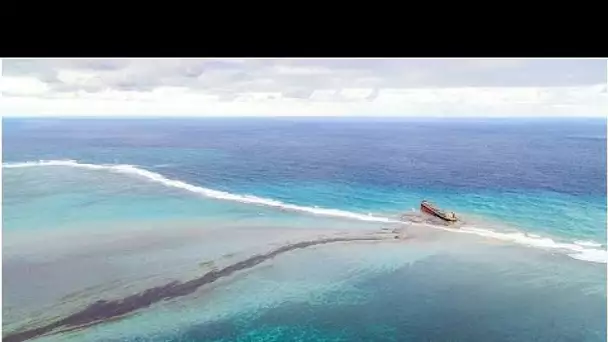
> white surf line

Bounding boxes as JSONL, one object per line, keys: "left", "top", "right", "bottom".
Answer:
{"left": 4, "top": 159, "right": 606, "bottom": 264}
{"left": 573, "top": 240, "right": 603, "bottom": 248}
{"left": 2, "top": 160, "right": 396, "bottom": 224}
{"left": 451, "top": 226, "right": 607, "bottom": 263}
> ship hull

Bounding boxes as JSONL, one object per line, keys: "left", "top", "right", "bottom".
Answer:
{"left": 420, "top": 202, "right": 458, "bottom": 222}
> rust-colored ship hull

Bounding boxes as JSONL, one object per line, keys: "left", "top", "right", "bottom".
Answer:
{"left": 420, "top": 200, "right": 458, "bottom": 222}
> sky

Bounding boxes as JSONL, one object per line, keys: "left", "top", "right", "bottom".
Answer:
{"left": 1, "top": 58, "right": 606, "bottom": 117}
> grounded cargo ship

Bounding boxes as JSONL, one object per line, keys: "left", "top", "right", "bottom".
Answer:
{"left": 420, "top": 200, "right": 458, "bottom": 222}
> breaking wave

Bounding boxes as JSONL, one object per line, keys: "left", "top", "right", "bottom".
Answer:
{"left": 2, "top": 160, "right": 394, "bottom": 223}
{"left": 4, "top": 159, "right": 606, "bottom": 264}
{"left": 574, "top": 240, "right": 603, "bottom": 248}
{"left": 453, "top": 227, "right": 607, "bottom": 264}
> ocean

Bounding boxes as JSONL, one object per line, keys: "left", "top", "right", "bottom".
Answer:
{"left": 2, "top": 117, "right": 606, "bottom": 341}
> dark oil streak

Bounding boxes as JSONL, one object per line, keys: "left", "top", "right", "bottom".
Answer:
{"left": 3, "top": 235, "right": 394, "bottom": 342}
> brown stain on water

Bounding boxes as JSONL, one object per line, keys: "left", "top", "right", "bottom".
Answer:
{"left": 3, "top": 233, "right": 397, "bottom": 342}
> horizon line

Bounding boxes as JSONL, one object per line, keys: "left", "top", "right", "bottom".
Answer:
{"left": 3, "top": 115, "right": 606, "bottom": 120}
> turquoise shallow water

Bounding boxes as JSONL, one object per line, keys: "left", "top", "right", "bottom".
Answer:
{"left": 25, "top": 233, "right": 607, "bottom": 342}
{"left": 219, "top": 180, "right": 607, "bottom": 243}
{"left": 4, "top": 162, "right": 605, "bottom": 259}
{"left": 2, "top": 118, "right": 606, "bottom": 341}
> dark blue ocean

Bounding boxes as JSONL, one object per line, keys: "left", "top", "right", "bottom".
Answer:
{"left": 2, "top": 117, "right": 606, "bottom": 341}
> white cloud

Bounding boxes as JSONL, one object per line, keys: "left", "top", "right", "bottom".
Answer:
{"left": 339, "top": 88, "right": 374, "bottom": 101}
{"left": 274, "top": 65, "right": 333, "bottom": 75}
{"left": 1, "top": 76, "right": 50, "bottom": 96}
{"left": 1, "top": 80, "right": 605, "bottom": 118}
{"left": 233, "top": 92, "right": 283, "bottom": 102}
{"left": 1, "top": 58, "right": 606, "bottom": 117}
{"left": 462, "top": 59, "right": 526, "bottom": 69}
{"left": 352, "top": 76, "right": 384, "bottom": 87}
{"left": 57, "top": 70, "right": 99, "bottom": 85}
{"left": 309, "top": 89, "right": 337, "bottom": 101}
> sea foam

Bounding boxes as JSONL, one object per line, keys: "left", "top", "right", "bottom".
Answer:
{"left": 4, "top": 160, "right": 606, "bottom": 264}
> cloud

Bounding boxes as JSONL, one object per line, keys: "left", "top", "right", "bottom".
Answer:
{"left": 1, "top": 76, "right": 50, "bottom": 96}
{"left": 1, "top": 58, "right": 606, "bottom": 117}
{"left": 460, "top": 58, "right": 526, "bottom": 70}
{"left": 338, "top": 88, "right": 375, "bottom": 101}
{"left": 233, "top": 92, "right": 283, "bottom": 102}
{"left": 2, "top": 83, "right": 605, "bottom": 118}
{"left": 274, "top": 65, "right": 333, "bottom": 75}
{"left": 310, "top": 89, "right": 338, "bottom": 101}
